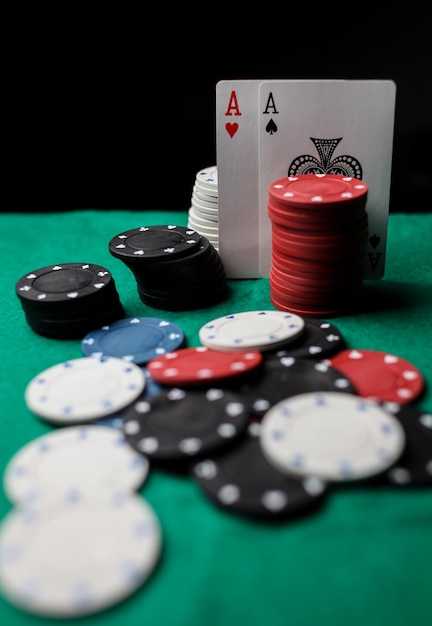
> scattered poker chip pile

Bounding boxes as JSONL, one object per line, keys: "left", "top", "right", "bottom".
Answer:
{"left": 1, "top": 304, "right": 431, "bottom": 618}
{"left": 268, "top": 174, "right": 369, "bottom": 317}
{"left": 109, "top": 224, "right": 228, "bottom": 311}
{"left": 187, "top": 166, "right": 219, "bottom": 250}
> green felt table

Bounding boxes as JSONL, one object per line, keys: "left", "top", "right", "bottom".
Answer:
{"left": 0, "top": 210, "right": 431, "bottom": 626}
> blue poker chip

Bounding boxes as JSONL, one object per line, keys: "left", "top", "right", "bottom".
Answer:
{"left": 81, "top": 317, "right": 185, "bottom": 364}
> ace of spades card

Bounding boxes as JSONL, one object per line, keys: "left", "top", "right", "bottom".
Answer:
{"left": 258, "top": 80, "right": 397, "bottom": 279}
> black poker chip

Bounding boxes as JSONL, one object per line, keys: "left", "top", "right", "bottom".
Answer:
{"left": 140, "top": 235, "right": 219, "bottom": 273}
{"left": 267, "top": 317, "right": 346, "bottom": 360}
{"left": 227, "top": 356, "right": 356, "bottom": 418}
{"left": 371, "top": 403, "right": 432, "bottom": 487}
{"left": 192, "top": 421, "right": 329, "bottom": 519}
{"left": 15, "top": 263, "right": 115, "bottom": 306}
{"left": 23, "top": 302, "right": 125, "bottom": 339}
{"left": 137, "top": 282, "right": 229, "bottom": 312}
{"left": 108, "top": 225, "right": 202, "bottom": 262}
{"left": 122, "top": 387, "right": 249, "bottom": 462}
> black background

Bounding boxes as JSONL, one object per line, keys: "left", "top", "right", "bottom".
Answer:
{"left": 3, "top": 9, "right": 431, "bottom": 213}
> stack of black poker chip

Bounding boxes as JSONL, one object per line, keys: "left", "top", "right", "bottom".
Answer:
{"left": 15, "top": 263, "right": 124, "bottom": 339}
{"left": 108, "top": 225, "right": 229, "bottom": 311}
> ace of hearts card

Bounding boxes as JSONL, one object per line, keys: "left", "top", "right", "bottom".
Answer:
{"left": 216, "top": 80, "right": 263, "bottom": 278}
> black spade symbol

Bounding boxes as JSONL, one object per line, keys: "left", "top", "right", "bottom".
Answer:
{"left": 265, "top": 119, "right": 278, "bottom": 135}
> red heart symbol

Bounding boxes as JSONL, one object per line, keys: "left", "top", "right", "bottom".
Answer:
{"left": 226, "top": 122, "right": 238, "bottom": 138}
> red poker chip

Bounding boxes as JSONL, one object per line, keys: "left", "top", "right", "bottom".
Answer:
{"left": 268, "top": 199, "right": 354, "bottom": 220}
{"left": 269, "top": 282, "right": 323, "bottom": 306}
{"left": 271, "top": 233, "right": 367, "bottom": 262}
{"left": 147, "top": 346, "right": 263, "bottom": 386}
{"left": 328, "top": 349, "right": 425, "bottom": 404}
{"left": 268, "top": 200, "right": 367, "bottom": 230}
{"left": 270, "top": 259, "right": 364, "bottom": 289}
{"left": 270, "top": 265, "right": 363, "bottom": 295}
{"left": 268, "top": 174, "right": 368, "bottom": 207}
{"left": 270, "top": 277, "right": 362, "bottom": 304}
{"left": 270, "top": 292, "right": 350, "bottom": 318}
{"left": 271, "top": 224, "right": 368, "bottom": 248}
{"left": 269, "top": 278, "right": 362, "bottom": 308}
{"left": 271, "top": 248, "right": 366, "bottom": 274}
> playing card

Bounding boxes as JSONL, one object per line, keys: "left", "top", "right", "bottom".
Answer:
{"left": 216, "top": 80, "right": 262, "bottom": 278}
{"left": 258, "top": 80, "right": 397, "bottom": 279}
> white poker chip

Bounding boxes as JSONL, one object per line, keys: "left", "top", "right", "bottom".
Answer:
{"left": 187, "top": 217, "right": 219, "bottom": 236}
{"left": 260, "top": 392, "right": 406, "bottom": 481}
{"left": 191, "top": 195, "right": 218, "bottom": 212}
{"left": 193, "top": 182, "right": 217, "bottom": 196}
{"left": 25, "top": 357, "right": 146, "bottom": 424}
{"left": 198, "top": 310, "right": 305, "bottom": 352}
{"left": 189, "top": 204, "right": 219, "bottom": 223}
{"left": 191, "top": 204, "right": 218, "bottom": 220}
{"left": 0, "top": 493, "right": 162, "bottom": 617}
{"left": 3, "top": 425, "right": 150, "bottom": 506}
{"left": 190, "top": 202, "right": 219, "bottom": 219}
{"left": 195, "top": 166, "right": 218, "bottom": 192}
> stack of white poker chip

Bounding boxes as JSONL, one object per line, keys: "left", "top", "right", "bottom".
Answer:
{"left": 187, "top": 166, "right": 219, "bottom": 250}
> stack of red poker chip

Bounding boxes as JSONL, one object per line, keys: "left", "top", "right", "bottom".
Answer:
{"left": 268, "top": 174, "right": 369, "bottom": 317}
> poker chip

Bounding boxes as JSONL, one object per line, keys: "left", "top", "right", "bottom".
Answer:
{"left": 328, "top": 349, "right": 425, "bottom": 404}
{"left": 81, "top": 317, "right": 185, "bottom": 364}
{"left": 133, "top": 236, "right": 221, "bottom": 285}
{"left": 25, "top": 357, "right": 146, "bottom": 424}
{"left": 271, "top": 257, "right": 365, "bottom": 288}
{"left": 198, "top": 310, "right": 305, "bottom": 352}
{"left": 193, "top": 421, "right": 328, "bottom": 519}
{"left": 271, "top": 247, "right": 365, "bottom": 275}
{"left": 268, "top": 318, "right": 346, "bottom": 359}
{"left": 375, "top": 403, "right": 432, "bottom": 486}
{"left": 194, "top": 166, "right": 218, "bottom": 192}
{"left": 188, "top": 208, "right": 219, "bottom": 229}
{"left": 15, "top": 263, "right": 116, "bottom": 305}
{"left": 268, "top": 174, "right": 368, "bottom": 208}
{"left": 22, "top": 304, "right": 125, "bottom": 340}
{"left": 147, "top": 346, "right": 263, "bottom": 387}
{"left": 187, "top": 215, "right": 219, "bottom": 237}
{"left": 108, "top": 225, "right": 201, "bottom": 262}
{"left": 15, "top": 263, "right": 124, "bottom": 338}
{"left": 269, "top": 274, "right": 362, "bottom": 305}
{"left": 268, "top": 200, "right": 367, "bottom": 231}
{"left": 230, "top": 356, "right": 356, "bottom": 418}
{"left": 191, "top": 197, "right": 218, "bottom": 214}
{"left": 260, "top": 392, "right": 406, "bottom": 482}
{"left": 192, "top": 183, "right": 218, "bottom": 203}
{"left": 122, "top": 387, "right": 249, "bottom": 461}
{"left": 0, "top": 493, "right": 162, "bottom": 617}
{"left": 270, "top": 288, "right": 360, "bottom": 319}
{"left": 137, "top": 281, "right": 229, "bottom": 312}
{"left": 3, "top": 425, "right": 150, "bottom": 506}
